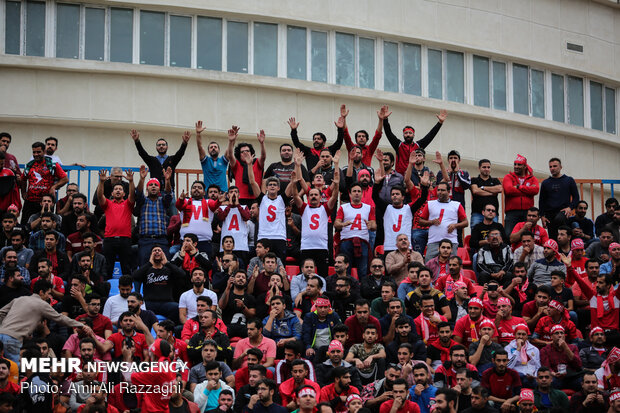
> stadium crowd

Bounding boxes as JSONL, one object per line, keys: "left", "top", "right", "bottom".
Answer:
{"left": 0, "top": 103, "right": 618, "bottom": 413}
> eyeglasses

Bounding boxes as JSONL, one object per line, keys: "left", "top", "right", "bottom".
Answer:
{"left": 371, "top": 265, "right": 384, "bottom": 268}
{"left": 485, "top": 209, "right": 496, "bottom": 213}
{"left": 222, "top": 259, "right": 231, "bottom": 263}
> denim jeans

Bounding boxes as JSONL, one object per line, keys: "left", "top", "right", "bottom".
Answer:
{"left": 0, "top": 334, "right": 21, "bottom": 364}
{"left": 411, "top": 229, "right": 429, "bottom": 255}
{"left": 339, "top": 239, "right": 369, "bottom": 279}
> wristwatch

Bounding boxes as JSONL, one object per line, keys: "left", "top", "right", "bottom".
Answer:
{"left": 480, "top": 186, "right": 485, "bottom": 191}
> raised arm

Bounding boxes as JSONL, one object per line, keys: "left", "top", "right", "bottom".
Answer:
{"left": 136, "top": 165, "right": 147, "bottom": 194}
{"left": 288, "top": 117, "right": 311, "bottom": 156}
{"left": 257, "top": 129, "right": 266, "bottom": 168}
{"left": 403, "top": 151, "right": 416, "bottom": 191}
{"left": 225, "top": 126, "right": 239, "bottom": 166}
{"left": 195, "top": 121, "right": 207, "bottom": 161}
{"left": 340, "top": 104, "right": 354, "bottom": 151}
{"left": 432, "top": 151, "right": 449, "bottom": 183}
{"left": 163, "top": 166, "right": 172, "bottom": 193}
{"left": 130, "top": 129, "right": 151, "bottom": 163}
{"left": 327, "top": 169, "right": 340, "bottom": 211}
{"left": 96, "top": 169, "right": 108, "bottom": 208}
{"left": 243, "top": 152, "right": 262, "bottom": 197}
{"left": 125, "top": 169, "right": 135, "bottom": 204}
{"left": 415, "top": 109, "right": 447, "bottom": 149}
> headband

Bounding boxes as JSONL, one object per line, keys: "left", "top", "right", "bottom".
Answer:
{"left": 469, "top": 297, "right": 483, "bottom": 308}
{"left": 346, "top": 394, "right": 362, "bottom": 407}
{"left": 497, "top": 297, "right": 511, "bottom": 307}
{"left": 298, "top": 387, "right": 317, "bottom": 398}
{"left": 550, "top": 325, "right": 565, "bottom": 334}
{"left": 548, "top": 300, "right": 564, "bottom": 313}
{"left": 147, "top": 178, "right": 160, "bottom": 188}
{"left": 519, "top": 389, "right": 534, "bottom": 402}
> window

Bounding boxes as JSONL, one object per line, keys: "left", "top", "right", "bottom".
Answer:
{"left": 311, "top": 31, "right": 327, "bottom": 82}
{"left": 428, "top": 49, "right": 442, "bottom": 99}
{"left": 5, "top": 1, "right": 21, "bottom": 55}
{"left": 605, "top": 88, "right": 616, "bottom": 134}
{"left": 446, "top": 51, "right": 464, "bottom": 103}
{"left": 551, "top": 74, "right": 565, "bottom": 122}
{"left": 591, "top": 81, "right": 604, "bottom": 131}
{"left": 383, "top": 42, "right": 398, "bottom": 92}
{"left": 56, "top": 3, "right": 79, "bottom": 59}
{"left": 26, "top": 1, "right": 45, "bottom": 56}
{"left": 140, "top": 11, "right": 165, "bottom": 65}
{"left": 473, "top": 56, "right": 489, "bottom": 107}
{"left": 492, "top": 62, "right": 506, "bottom": 110}
{"left": 110, "top": 8, "right": 133, "bottom": 63}
{"left": 170, "top": 16, "right": 191, "bottom": 68}
{"left": 336, "top": 32, "right": 355, "bottom": 86}
{"left": 287, "top": 26, "right": 306, "bottom": 80}
{"left": 227, "top": 21, "right": 248, "bottom": 73}
{"left": 513, "top": 64, "right": 529, "bottom": 115}
{"left": 84, "top": 8, "right": 105, "bottom": 61}
{"left": 358, "top": 37, "right": 374, "bottom": 89}
{"left": 567, "top": 76, "right": 584, "bottom": 126}
{"left": 531, "top": 69, "right": 544, "bottom": 118}
{"left": 197, "top": 17, "right": 222, "bottom": 71}
{"left": 402, "top": 43, "right": 421, "bottom": 96}
{"left": 253, "top": 23, "right": 277, "bottom": 77}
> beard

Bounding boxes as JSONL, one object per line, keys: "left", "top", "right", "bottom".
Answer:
{"left": 193, "top": 281, "right": 204, "bottom": 289}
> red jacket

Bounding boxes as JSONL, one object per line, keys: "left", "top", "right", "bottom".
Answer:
{"left": 344, "top": 128, "right": 382, "bottom": 166}
{"left": 502, "top": 173, "right": 539, "bottom": 211}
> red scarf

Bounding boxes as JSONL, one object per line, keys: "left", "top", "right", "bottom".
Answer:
{"left": 181, "top": 198, "right": 209, "bottom": 226}
{"left": 597, "top": 288, "right": 616, "bottom": 319}
{"left": 182, "top": 252, "right": 198, "bottom": 273}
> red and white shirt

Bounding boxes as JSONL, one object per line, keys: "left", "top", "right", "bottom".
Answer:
{"left": 219, "top": 205, "right": 250, "bottom": 252}
{"left": 258, "top": 195, "right": 287, "bottom": 240}
{"left": 419, "top": 200, "right": 466, "bottom": 244}
{"left": 383, "top": 204, "right": 413, "bottom": 251}
{"left": 300, "top": 203, "right": 331, "bottom": 250}
{"left": 336, "top": 202, "right": 375, "bottom": 242}
{"left": 177, "top": 198, "right": 219, "bottom": 241}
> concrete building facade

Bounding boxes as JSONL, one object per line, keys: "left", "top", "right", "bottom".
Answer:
{"left": 0, "top": 0, "right": 619, "bottom": 206}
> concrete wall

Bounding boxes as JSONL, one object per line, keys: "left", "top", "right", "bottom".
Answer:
{"left": 0, "top": 0, "right": 618, "bottom": 199}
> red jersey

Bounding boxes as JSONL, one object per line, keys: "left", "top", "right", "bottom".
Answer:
{"left": 453, "top": 316, "right": 496, "bottom": 349}
{"left": 510, "top": 222, "right": 548, "bottom": 249}
{"left": 521, "top": 301, "right": 539, "bottom": 320}
{"left": 480, "top": 367, "right": 521, "bottom": 400}
{"left": 380, "top": 400, "right": 421, "bottom": 413}
{"left": 24, "top": 159, "right": 67, "bottom": 202}
{"left": 181, "top": 317, "right": 228, "bottom": 341}
{"left": 76, "top": 313, "right": 113, "bottom": 338}
{"left": 107, "top": 331, "right": 148, "bottom": 360}
{"left": 496, "top": 316, "right": 526, "bottom": 344}
{"left": 534, "top": 316, "right": 579, "bottom": 342}
{"left": 280, "top": 378, "right": 321, "bottom": 406}
{"left": 319, "top": 383, "right": 359, "bottom": 413}
{"left": 343, "top": 128, "right": 382, "bottom": 166}
{"left": 101, "top": 198, "right": 134, "bottom": 238}
{"left": 434, "top": 274, "right": 476, "bottom": 300}
{"left": 0, "top": 380, "right": 19, "bottom": 395}
{"left": 131, "top": 364, "right": 177, "bottom": 413}
{"left": 231, "top": 159, "right": 264, "bottom": 200}
{"left": 30, "top": 275, "right": 65, "bottom": 293}
{"left": 66, "top": 232, "right": 103, "bottom": 256}
{"left": 414, "top": 313, "right": 448, "bottom": 344}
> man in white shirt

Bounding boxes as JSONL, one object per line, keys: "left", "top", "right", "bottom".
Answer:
{"left": 102, "top": 275, "right": 145, "bottom": 326}
{"left": 335, "top": 182, "right": 377, "bottom": 279}
{"left": 419, "top": 181, "right": 468, "bottom": 260}
{"left": 179, "top": 267, "right": 218, "bottom": 325}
